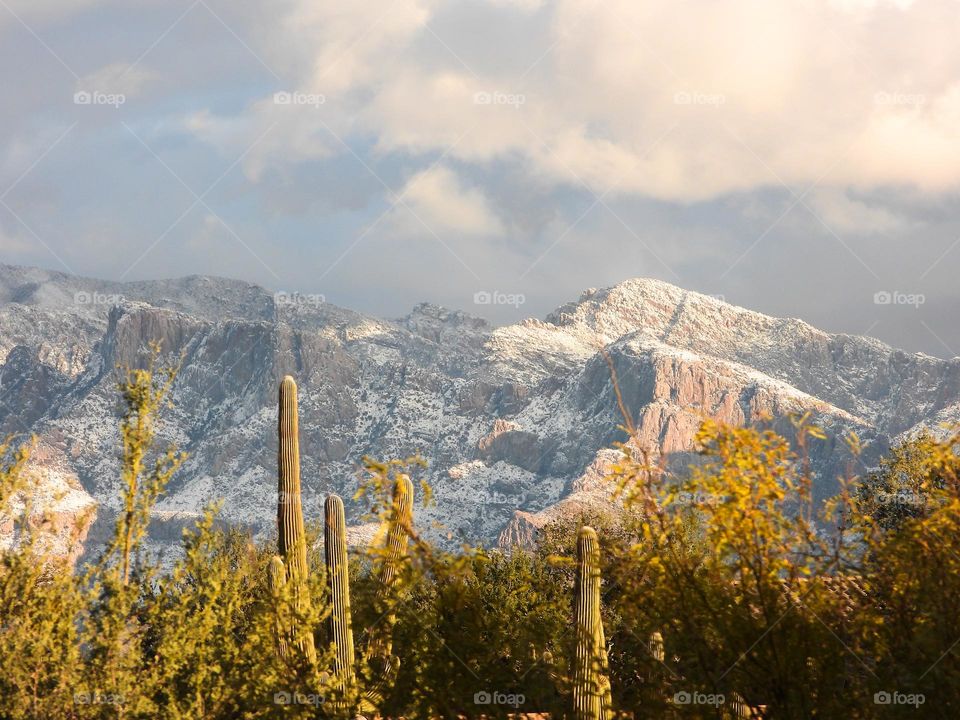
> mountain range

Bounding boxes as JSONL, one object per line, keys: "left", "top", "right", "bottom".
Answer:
{"left": 1, "top": 263, "right": 958, "bottom": 560}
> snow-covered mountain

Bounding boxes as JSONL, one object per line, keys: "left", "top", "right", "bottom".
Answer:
{"left": 1, "top": 263, "right": 958, "bottom": 557}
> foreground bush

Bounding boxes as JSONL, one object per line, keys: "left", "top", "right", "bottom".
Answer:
{"left": 1, "top": 357, "right": 959, "bottom": 718}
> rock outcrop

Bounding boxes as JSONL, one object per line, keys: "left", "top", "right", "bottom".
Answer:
{"left": 0, "top": 263, "right": 957, "bottom": 557}
{"left": 0, "top": 442, "right": 97, "bottom": 564}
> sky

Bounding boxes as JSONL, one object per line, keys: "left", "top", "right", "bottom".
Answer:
{"left": 1, "top": 0, "right": 959, "bottom": 357}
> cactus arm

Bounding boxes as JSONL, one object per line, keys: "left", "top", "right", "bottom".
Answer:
{"left": 267, "top": 555, "right": 289, "bottom": 658}
{"left": 359, "top": 655, "right": 400, "bottom": 714}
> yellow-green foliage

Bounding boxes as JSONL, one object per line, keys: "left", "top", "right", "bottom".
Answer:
{"left": 0, "top": 441, "right": 84, "bottom": 719}
{"left": 112, "top": 345, "right": 185, "bottom": 586}
{"left": 4, "top": 352, "right": 960, "bottom": 719}
{"left": 603, "top": 417, "right": 960, "bottom": 717}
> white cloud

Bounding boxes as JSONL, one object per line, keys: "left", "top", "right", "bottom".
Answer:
{"left": 807, "top": 188, "right": 908, "bottom": 235}
{"left": 186, "top": 0, "right": 960, "bottom": 203}
{"left": 486, "top": 0, "right": 546, "bottom": 11}
{"left": 390, "top": 165, "right": 504, "bottom": 236}
{"left": 75, "top": 63, "right": 155, "bottom": 99}
{"left": 0, "top": 227, "right": 33, "bottom": 255}
{"left": 828, "top": 0, "right": 916, "bottom": 11}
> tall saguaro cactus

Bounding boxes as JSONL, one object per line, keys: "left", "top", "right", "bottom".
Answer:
{"left": 370, "top": 473, "right": 414, "bottom": 659}
{"left": 359, "top": 474, "right": 413, "bottom": 714}
{"left": 270, "top": 375, "right": 315, "bottom": 662}
{"left": 325, "top": 494, "right": 356, "bottom": 693}
{"left": 573, "top": 526, "right": 613, "bottom": 720}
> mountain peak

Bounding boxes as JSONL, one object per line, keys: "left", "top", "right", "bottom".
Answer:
{"left": 4, "top": 264, "right": 960, "bottom": 558}
{"left": 548, "top": 277, "right": 736, "bottom": 327}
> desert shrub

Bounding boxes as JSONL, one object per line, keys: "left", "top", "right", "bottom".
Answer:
{"left": 3, "top": 351, "right": 960, "bottom": 718}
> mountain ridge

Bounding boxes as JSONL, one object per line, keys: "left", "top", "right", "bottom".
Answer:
{"left": 1, "top": 263, "right": 957, "bottom": 558}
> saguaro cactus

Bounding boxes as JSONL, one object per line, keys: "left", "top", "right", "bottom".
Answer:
{"left": 360, "top": 474, "right": 414, "bottom": 714}
{"left": 649, "top": 631, "right": 665, "bottom": 663}
{"left": 728, "top": 692, "right": 753, "bottom": 719}
{"left": 270, "top": 375, "right": 315, "bottom": 661}
{"left": 267, "top": 555, "right": 289, "bottom": 657}
{"left": 572, "top": 526, "right": 613, "bottom": 720}
{"left": 370, "top": 473, "right": 413, "bottom": 658}
{"left": 325, "top": 494, "right": 356, "bottom": 693}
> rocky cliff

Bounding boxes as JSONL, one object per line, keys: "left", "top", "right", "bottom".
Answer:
{"left": 1, "top": 264, "right": 956, "bottom": 559}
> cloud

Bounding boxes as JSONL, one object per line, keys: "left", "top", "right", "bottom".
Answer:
{"left": 75, "top": 63, "right": 155, "bottom": 99}
{"left": 3, "top": 0, "right": 960, "bottom": 359}
{"left": 181, "top": 0, "right": 960, "bottom": 202}
{"left": 389, "top": 164, "right": 504, "bottom": 237}
{"left": 0, "top": 226, "right": 33, "bottom": 256}
{"left": 807, "top": 188, "right": 910, "bottom": 235}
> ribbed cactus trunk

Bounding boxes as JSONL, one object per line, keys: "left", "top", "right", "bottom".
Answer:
{"left": 272, "top": 375, "right": 315, "bottom": 662}
{"left": 370, "top": 473, "right": 413, "bottom": 658}
{"left": 573, "top": 526, "right": 613, "bottom": 720}
{"left": 325, "top": 494, "right": 356, "bottom": 695}
{"left": 267, "top": 555, "right": 289, "bottom": 657}
{"left": 649, "top": 631, "right": 664, "bottom": 663}
{"left": 359, "top": 474, "right": 413, "bottom": 715}
{"left": 728, "top": 691, "right": 752, "bottom": 718}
